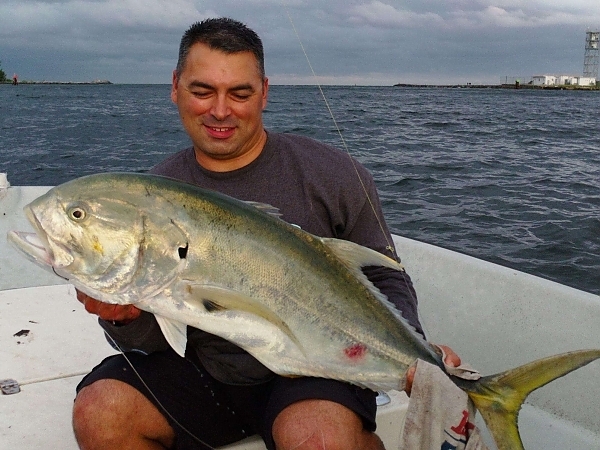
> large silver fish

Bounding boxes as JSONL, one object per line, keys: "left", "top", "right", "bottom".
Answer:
{"left": 8, "top": 173, "right": 600, "bottom": 450}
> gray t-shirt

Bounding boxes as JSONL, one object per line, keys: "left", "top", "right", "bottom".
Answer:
{"left": 102, "top": 131, "right": 421, "bottom": 385}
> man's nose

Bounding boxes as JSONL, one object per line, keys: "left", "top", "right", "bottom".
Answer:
{"left": 211, "top": 94, "right": 230, "bottom": 120}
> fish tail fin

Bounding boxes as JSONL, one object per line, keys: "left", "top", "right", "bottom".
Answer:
{"left": 462, "top": 349, "right": 600, "bottom": 450}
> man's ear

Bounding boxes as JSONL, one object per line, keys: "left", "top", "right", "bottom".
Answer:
{"left": 171, "top": 70, "right": 179, "bottom": 104}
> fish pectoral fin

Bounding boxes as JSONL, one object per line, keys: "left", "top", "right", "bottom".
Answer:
{"left": 320, "top": 237, "right": 404, "bottom": 272}
{"left": 155, "top": 315, "right": 187, "bottom": 357}
{"left": 187, "top": 284, "right": 305, "bottom": 355}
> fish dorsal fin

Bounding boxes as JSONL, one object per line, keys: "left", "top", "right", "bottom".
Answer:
{"left": 155, "top": 315, "right": 188, "bottom": 357}
{"left": 320, "top": 237, "right": 423, "bottom": 335}
{"left": 187, "top": 284, "right": 305, "bottom": 354}
{"left": 244, "top": 201, "right": 282, "bottom": 217}
{"left": 320, "top": 237, "right": 404, "bottom": 272}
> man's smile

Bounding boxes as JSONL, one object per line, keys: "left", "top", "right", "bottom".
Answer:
{"left": 205, "top": 125, "right": 236, "bottom": 139}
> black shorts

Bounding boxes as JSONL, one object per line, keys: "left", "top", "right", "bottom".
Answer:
{"left": 76, "top": 349, "right": 377, "bottom": 450}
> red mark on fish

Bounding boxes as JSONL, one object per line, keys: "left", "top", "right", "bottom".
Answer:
{"left": 344, "top": 343, "right": 367, "bottom": 361}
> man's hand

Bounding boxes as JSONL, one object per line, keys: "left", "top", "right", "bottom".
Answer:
{"left": 76, "top": 289, "right": 141, "bottom": 325}
{"left": 405, "top": 344, "right": 461, "bottom": 396}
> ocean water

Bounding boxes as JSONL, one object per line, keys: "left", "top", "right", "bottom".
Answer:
{"left": 0, "top": 84, "right": 599, "bottom": 295}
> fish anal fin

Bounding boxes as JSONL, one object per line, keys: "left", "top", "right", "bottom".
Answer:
{"left": 155, "top": 315, "right": 188, "bottom": 357}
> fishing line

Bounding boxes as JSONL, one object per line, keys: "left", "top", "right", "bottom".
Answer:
{"left": 52, "top": 266, "right": 70, "bottom": 281}
{"left": 103, "top": 331, "right": 218, "bottom": 450}
{"left": 281, "top": 4, "right": 424, "bottom": 327}
{"left": 282, "top": 5, "right": 399, "bottom": 262}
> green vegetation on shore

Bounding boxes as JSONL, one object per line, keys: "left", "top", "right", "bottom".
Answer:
{"left": 11, "top": 80, "right": 112, "bottom": 85}
{"left": 0, "top": 61, "right": 7, "bottom": 83}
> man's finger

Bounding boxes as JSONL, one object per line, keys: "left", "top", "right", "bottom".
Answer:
{"left": 405, "top": 365, "right": 416, "bottom": 396}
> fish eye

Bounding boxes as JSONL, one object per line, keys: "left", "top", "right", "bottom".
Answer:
{"left": 68, "top": 206, "right": 87, "bottom": 221}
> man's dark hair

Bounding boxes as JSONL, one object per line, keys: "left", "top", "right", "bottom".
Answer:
{"left": 176, "top": 18, "right": 265, "bottom": 80}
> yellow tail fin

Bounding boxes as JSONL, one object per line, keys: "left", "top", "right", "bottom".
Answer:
{"left": 460, "top": 349, "right": 600, "bottom": 450}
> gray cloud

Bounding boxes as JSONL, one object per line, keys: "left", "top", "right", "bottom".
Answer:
{"left": 0, "top": 0, "right": 598, "bottom": 84}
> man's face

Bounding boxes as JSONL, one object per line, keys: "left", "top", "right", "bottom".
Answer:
{"left": 171, "top": 43, "right": 269, "bottom": 170}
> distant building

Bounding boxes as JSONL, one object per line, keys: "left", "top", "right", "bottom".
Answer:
{"left": 510, "top": 32, "right": 599, "bottom": 88}
{"left": 556, "top": 75, "right": 575, "bottom": 85}
{"left": 531, "top": 74, "right": 596, "bottom": 86}
{"left": 532, "top": 75, "right": 556, "bottom": 86}
{"left": 575, "top": 76, "right": 597, "bottom": 86}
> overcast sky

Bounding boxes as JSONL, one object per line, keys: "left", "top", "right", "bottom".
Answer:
{"left": 0, "top": 0, "right": 599, "bottom": 85}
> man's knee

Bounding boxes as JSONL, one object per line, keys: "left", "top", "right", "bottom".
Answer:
{"left": 271, "top": 399, "right": 384, "bottom": 450}
{"left": 73, "top": 379, "right": 122, "bottom": 429}
{"left": 73, "top": 379, "right": 174, "bottom": 449}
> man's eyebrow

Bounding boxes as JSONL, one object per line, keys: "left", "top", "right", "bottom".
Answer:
{"left": 188, "top": 81, "right": 213, "bottom": 90}
{"left": 228, "top": 83, "right": 256, "bottom": 93}
{"left": 187, "top": 81, "right": 255, "bottom": 92}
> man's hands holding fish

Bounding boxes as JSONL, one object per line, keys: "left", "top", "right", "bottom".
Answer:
{"left": 77, "top": 289, "right": 141, "bottom": 325}
{"left": 75, "top": 289, "right": 461, "bottom": 395}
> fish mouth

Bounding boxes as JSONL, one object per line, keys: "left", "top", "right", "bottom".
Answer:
{"left": 7, "top": 206, "right": 74, "bottom": 274}
{"left": 7, "top": 230, "right": 54, "bottom": 270}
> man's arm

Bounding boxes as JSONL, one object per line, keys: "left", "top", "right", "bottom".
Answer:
{"left": 339, "top": 168, "right": 462, "bottom": 384}
{"left": 340, "top": 170, "right": 423, "bottom": 334}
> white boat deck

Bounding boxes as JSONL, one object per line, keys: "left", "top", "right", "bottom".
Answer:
{"left": 0, "top": 284, "right": 112, "bottom": 449}
{"left": 2, "top": 185, "right": 600, "bottom": 449}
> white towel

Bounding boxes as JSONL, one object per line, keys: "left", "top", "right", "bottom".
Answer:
{"left": 400, "top": 359, "right": 489, "bottom": 450}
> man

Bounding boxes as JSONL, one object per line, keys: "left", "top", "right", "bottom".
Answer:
{"left": 73, "top": 18, "right": 458, "bottom": 450}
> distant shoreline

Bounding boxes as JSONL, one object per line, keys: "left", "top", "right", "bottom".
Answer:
{"left": 393, "top": 83, "right": 599, "bottom": 90}
{"left": 1, "top": 80, "right": 597, "bottom": 90}
{"left": 1, "top": 80, "right": 112, "bottom": 85}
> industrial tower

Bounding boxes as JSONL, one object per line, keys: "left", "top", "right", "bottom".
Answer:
{"left": 583, "top": 30, "right": 599, "bottom": 79}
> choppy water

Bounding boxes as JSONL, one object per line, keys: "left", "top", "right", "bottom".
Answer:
{"left": 1, "top": 84, "right": 599, "bottom": 295}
